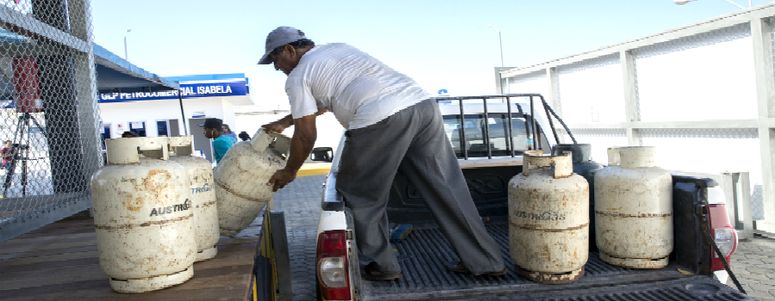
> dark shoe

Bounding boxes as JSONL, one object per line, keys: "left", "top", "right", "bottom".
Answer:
{"left": 447, "top": 261, "right": 507, "bottom": 277}
{"left": 364, "top": 262, "right": 401, "bottom": 281}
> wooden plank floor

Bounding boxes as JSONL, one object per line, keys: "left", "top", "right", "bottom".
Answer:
{"left": 0, "top": 213, "right": 260, "bottom": 301}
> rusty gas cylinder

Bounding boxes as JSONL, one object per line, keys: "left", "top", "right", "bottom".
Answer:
{"left": 90, "top": 137, "right": 196, "bottom": 293}
{"left": 214, "top": 130, "right": 290, "bottom": 236}
{"left": 508, "top": 150, "right": 589, "bottom": 284}
{"left": 594, "top": 146, "right": 673, "bottom": 269}
{"left": 169, "top": 136, "right": 219, "bottom": 262}
{"left": 552, "top": 144, "right": 603, "bottom": 252}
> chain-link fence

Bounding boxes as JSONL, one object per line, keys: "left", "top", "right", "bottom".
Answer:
{"left": 0, "top": 0, "right": 100, "bottom": 241}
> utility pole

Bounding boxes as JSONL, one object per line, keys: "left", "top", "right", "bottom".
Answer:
{"left": 123, "top": 29, "right": 131, "bottom": 60}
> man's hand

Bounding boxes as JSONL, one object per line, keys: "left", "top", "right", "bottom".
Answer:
{"left": 261, "top": 115, "right": 293, "bottom": 133}
{"left": 266, "top": 113, "right": 318, "bottom": 192}
{"left": 267, "top": 168, "right": 297, "bottom": 192}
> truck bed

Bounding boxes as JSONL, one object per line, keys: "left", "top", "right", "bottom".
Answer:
{"left": 359, "top": 220, "right": 750, "bottom": 301}
{"left": 346, "top": 166, "right": 756, "bottom": 301}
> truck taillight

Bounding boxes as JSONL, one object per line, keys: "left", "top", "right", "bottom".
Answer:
{"left": 714, "top": 228, "right": 737, "bottom": 257}
{"left": 317, "top": 230, "right": 351, "bottom": 300}
{"left": 707, "top": 204, "right": 738, "bottom": 271}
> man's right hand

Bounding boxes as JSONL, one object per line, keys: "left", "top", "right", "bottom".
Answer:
{"left": 261, "top": 115, "right": 292, "bottom": 133}
{"left": 262, "top": 121, "right": 286, "bottom": 133}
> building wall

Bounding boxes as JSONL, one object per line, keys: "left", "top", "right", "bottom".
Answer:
{"left": 99, "top": 97, "right": 234, "bottom": 137}
{"left": 98, "top": 95, "right": 252, "bottom": 160}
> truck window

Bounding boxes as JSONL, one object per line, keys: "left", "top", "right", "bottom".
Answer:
{"left": 443, "top": 113, "right": 542, "bottom": 158}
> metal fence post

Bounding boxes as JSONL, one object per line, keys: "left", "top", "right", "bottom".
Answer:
{"left": 722, "top": 172, "right": 754, "bottom": 240}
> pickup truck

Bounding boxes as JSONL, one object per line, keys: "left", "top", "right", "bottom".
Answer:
{"left": 260, "top": 94, "right": 753, "bottom": 301}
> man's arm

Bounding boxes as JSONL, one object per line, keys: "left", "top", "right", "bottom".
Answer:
{"left": 262, "top": 108, "right": 328, "bottom": 133}
{"left": 285, "top": 114, "right": 317, "bottom": 172}
{"left": 267, "top": 114, "right": 317, "bottom": 191}
{"left": 262, "top": 114, "right": 294, "bottom": 133}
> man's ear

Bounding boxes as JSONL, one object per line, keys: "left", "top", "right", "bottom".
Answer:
{"left": 286, "top": 45, "right": 298, "bottom": 58}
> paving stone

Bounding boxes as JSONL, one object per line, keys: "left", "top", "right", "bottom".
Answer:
{"left": 731, "top": 235, "right": 775, "bottom": 300}
{"left": 749, "top": 292, "right": 775, "bottom": 301}
{"left": 745, "top": 267, "right": 772, "bottom": 274}
{"left": 272, "top": 175, "right": 326, "bottom": 301}
{"left": 744, "top": 273, "right": 771, "bottom": 282}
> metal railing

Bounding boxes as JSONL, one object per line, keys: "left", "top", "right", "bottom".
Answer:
{"left": 432, "top": 93, "right": 576, "bottom": 159}
{"left": 498, "top": 5, "right": 775, "bottom": 231}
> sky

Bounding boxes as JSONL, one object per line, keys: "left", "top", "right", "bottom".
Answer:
{"left": 90, "top": 0, "right": 771, "bottom": 111}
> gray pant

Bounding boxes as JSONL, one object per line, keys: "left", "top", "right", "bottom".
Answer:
{"left": 335, "top": 99, "right": 505, "bottom": 275}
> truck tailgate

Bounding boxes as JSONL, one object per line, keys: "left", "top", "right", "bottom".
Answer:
{"left": 358, "top": 221, "right": 751, "bottom": 301}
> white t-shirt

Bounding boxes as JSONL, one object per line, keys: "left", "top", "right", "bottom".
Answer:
{"left": 285, "top": 43, "right": 432, "bottom": 129}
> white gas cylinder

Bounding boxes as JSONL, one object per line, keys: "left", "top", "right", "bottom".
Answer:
{"left": 169, "top": 136, "right": 219, "bottom": 262}
{"left": 91, "top": 137, "right": 196, "bottom": 293}
{"left": 214, "top": 131, "right": 290, "bottom": 236}
{"left": 508, "top": 150, "right": 589, "bottom": 283}
{"left": 594, "top": 146, "right": 673, "bottom": 269}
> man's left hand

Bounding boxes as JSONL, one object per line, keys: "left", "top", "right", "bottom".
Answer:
{"left": 268, "top": 168, "right": 297, "bottom": 192}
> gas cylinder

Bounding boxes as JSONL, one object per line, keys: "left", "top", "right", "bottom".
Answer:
{"left": 594, "top": 146, "right": 673, "bottom": 269}
{"left": 552, "top": 144, "right": 603, "bottom": 251}
{"left": 90, "top": 137, "right": 196, "bottom": 293}
{"left": 169, "top": 136, "right": 219, "bottom": 262}
{"left": 214, "top": 130, "right": 290, "bottom": 236}
{"left": 508, "top": 150, "right": 589, "bottom": 284}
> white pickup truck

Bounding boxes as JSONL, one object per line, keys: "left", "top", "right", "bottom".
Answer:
{"left": 259, "top": 94, "right": 750, "bottom": 301}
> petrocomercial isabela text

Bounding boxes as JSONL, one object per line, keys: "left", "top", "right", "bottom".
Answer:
{"left": 100, "top": 84, "right": 236, "bottom": 101}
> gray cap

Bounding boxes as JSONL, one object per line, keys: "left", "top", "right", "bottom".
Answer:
{"left": 258, "top": 26, "right": 307, "bottom": 65}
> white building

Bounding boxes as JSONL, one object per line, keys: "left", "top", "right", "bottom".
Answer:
{"left": 98, "top": 73, "right": 252, "bottom": 162}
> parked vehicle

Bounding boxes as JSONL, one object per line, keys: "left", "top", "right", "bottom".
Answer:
{"left": 259, "top": 94, "right": 749, "bottom": 301}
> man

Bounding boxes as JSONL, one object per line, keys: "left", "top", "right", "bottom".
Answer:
{"left": 202, "top": 118, "right": 234, "bottom": 163}
{"left": 259, "top": 26, "right": 505, "bottom": 281}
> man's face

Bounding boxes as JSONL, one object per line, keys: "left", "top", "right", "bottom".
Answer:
{"left": 203, "top": 127, "right": 218, "bottom": 139}
{"left": 271, "top": 45, "right": 299, "bottom": 75}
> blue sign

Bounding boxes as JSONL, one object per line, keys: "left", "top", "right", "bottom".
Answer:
{"left": 98, "top": 80, "right": 249, "bottom": 103}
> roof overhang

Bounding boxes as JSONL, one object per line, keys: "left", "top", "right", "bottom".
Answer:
{"left": 93, "top": 44, "right": 178, "bottom": 93}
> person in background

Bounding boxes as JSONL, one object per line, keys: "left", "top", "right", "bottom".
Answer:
{"left": 203, "top": 118, "right": 235, "bottom": 163}
{"left": 238, "top": 131, "right": 251, "bottom": 141}
{"left": 222, "top": 124, "right": 238, "bottom": 143}
{"left": 1, "top": 140, "right": 14, "bottom": 172}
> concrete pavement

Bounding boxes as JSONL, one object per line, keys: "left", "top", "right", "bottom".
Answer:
{"left": 272, "top": 175, "right": 326, "bottom": 301}
{"left": 730, "top": 235, "right": 775, "bottom": 301}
